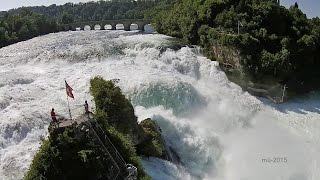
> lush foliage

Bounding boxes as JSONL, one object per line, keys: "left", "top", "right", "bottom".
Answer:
{"left": 25, "top": 124, "right": 150, "bottom": 179}
{"left": 25, "top": 125, "right": 120, "bottom": 180}
{"left": 2, "top": 0, "right": 167, "bottom": 23}
{"left": 153, "top": 0, "right": 320, "bottom": 93}
{"left": 90, "top": 76, "right": 145, "bottom": 143}
{"left": 0, "top": 10, "right": 58, "bottom": 48}
{"left": 90, "top": 76, "right": 168, "bottom": 161}
{"left": 89, "top": 76, "right": 172, "bottom": 177}
{"left": 102, "top": 125, "right": 150, "bottom": 179}
{"left": 90, "top": 76, "right": 153, "bottom": 179}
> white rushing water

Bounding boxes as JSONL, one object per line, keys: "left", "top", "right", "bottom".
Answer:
{"left": 0, "top": 30, "right": 319, "bottom": 180}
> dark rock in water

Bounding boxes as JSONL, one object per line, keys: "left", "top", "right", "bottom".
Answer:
{"left": 221, "top": 64, "right": 288, "bottom": 103}
{"left": 168, "top": 146, "right": 181, "bottom": 165}
{"left": 158, "top": 43, "right": 190, "bottom": 54}
{"left": 137, "top": 118, "right": 182, "bottom": 164}
{"left": 136, "top": 118, "right": 167, "bottom": 159}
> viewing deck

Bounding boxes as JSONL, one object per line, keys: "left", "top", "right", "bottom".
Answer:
{"left": 57, "top": 113, "right": 93, "bottom": 128}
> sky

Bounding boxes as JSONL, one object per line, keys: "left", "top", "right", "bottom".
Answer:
{"left": 0, "top": 0, "right": 319, "bottom": 18}
{"left": 0, "top": 0, "right": 94, "bottom": 11}
{"left": 281, "top": 0, "right": 320, "bottom": 18}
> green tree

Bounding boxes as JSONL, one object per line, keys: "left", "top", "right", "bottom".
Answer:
{"left": 152, "top": 0, "right": 320, "bottom": 93}
{"left": 61, "top": 12, "right": 74, "bottom": 24}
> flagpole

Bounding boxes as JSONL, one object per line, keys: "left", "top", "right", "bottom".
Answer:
{"left": 66, "top": 94, "right": 72, "bottom": 120}
{"left": 65, "top": 79, "right": 72, "bottom": 120}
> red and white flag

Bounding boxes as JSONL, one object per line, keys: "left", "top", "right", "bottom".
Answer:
{"left": 65, "top": 80, "right": 74, "bottom": 99}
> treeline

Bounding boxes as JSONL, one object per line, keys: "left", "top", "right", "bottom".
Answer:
{"left": 0, "top": 0, "right": 172, "bottom": 48}
{"left": 1, "top": 0, "right": 170, "bottom": 23}
{"left": 0, "top": 11, "right": 58, "bottom": 48}
{"left": 153, "top": 0, "right": 320, "bottom": 93}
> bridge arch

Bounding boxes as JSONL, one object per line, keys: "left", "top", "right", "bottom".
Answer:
{"left": 84, "top": 25, "right": 91, "bottom": 31}
{"left": 130, "top": 24, "right": 138, "bottom": 31}
{"left": 116, "top": 24, "right": 125, "bottom": 30}
{"left": 133, "top": 22, "right": 147, "bottom": 31}
{"left": 94, "top": 24, "right": 101, "bottom": 30}
{"left": 65, "top": 19, "right": 151, "bottom": 32}
{"left": 104, "top": 24, "right": 112, "bottom": 30}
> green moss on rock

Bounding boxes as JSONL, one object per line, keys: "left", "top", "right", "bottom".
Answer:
{"left": 137, "top": 118, "right": 166, "bottom": 159}
{"left": 90, "top": 76, "right": 145, "bottom": 145}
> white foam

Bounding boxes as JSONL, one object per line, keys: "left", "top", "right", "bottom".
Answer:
{"left": 0, "top": 31, "right": 319, "bottom": 180}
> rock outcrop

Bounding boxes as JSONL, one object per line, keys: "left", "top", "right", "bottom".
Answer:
{"left": 25, "top": 76, "right": 176, "bottom": 180}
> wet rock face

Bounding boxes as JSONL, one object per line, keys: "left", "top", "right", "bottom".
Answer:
{"left": 137, "top": 118, "right": 171, "bottom": 160}
{"left": 210, "top": 44, "right": 290, "bottom": 102}
{"left": 211, "top": 44, "right": 241, "bottom": 70}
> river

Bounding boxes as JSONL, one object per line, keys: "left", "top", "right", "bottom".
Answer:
{"left": 0, "top": 30, "right": 319, "bottom": 180}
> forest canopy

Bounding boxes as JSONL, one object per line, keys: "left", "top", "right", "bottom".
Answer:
{"left": 152, "top": 0, "right": 320, "bottom": 93}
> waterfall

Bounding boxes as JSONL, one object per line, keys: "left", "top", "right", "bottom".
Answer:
{"left": 0, "top": 30, "right": 319, "bottom": 180}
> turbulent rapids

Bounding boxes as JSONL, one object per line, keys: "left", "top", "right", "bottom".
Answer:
{"left": 0, "top": 30, "right": 320, "bottom": 180}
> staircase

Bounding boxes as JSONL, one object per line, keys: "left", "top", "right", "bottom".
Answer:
{"left": 53, "top": 114, "right": 136, "bottom": 180}
{"left": 87, "top": 120, "right": 129, "bottom": 179}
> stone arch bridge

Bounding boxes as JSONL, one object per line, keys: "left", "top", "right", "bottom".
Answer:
{"left": 63, "top": 19, "right": 151, "bottom": 31}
